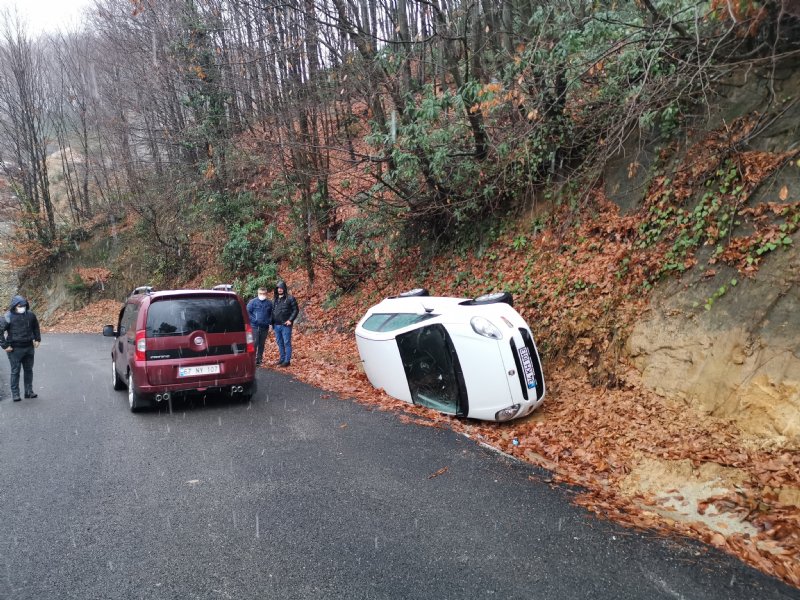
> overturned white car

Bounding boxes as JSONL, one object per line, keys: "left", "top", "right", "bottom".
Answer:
{"left": 355, "top": 289, "right": 545, "bottom": 422}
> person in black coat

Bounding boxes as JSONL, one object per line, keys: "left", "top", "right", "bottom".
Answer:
{"left": 0, "top": 295, "right": 41, "bottom": 401}
{"left": 272, "top": 281, "right": 298, "bottom": 367}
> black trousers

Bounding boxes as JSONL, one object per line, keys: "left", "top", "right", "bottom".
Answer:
{"left": 253, "top": 326, "right": 269, "bottom": 364}
{"left": 7, "top": 345, "right": 35, "bottom": 399}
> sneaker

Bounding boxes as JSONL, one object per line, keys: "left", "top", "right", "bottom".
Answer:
{"left": 279, "top": 361, "right": 290, "bottom": 367}
{"left": 274, "top": 360, "right": 284, "bottom": 366}
{"left": 12, "top": 397, "right": 21, "bottom": 402}
{"left": 24, "top": 393, "right": 37, "bottom": 398}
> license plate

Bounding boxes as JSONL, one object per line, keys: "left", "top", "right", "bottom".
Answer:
{"left": 517, "top": 346, "right": 537, "bottom": 389}
{"left": 178, "top": 364, "right": 220, "bottom": 377}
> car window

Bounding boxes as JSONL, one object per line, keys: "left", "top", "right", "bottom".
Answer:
{"left": 120, "top": 302, "right": 137, "bottom": 335}
{"left": 146, "top": 297, "right": 244, "bottom": 337}
{"left": 396, "top": 324, "right": 466, "bottom": 415}
{"left": 362, "top": 313, "right": 434, "bottom": 332}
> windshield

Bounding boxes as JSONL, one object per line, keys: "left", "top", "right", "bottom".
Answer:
{"left": 396, "top": 324, "right": 467, "bottom": 416}
{"left": 146, "top": 297, "right": 244, "bottom": 337}
{"left": 362, "top": 312, "right": 435, "bottom": 332}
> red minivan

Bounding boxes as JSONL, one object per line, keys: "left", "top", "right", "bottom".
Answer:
{"left": 103, "top": 287, "right": 257, "bottom": 411}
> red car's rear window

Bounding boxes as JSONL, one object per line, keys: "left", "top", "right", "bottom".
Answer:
{"left": 146, "top": 297, "right": 244, "bottom": 337}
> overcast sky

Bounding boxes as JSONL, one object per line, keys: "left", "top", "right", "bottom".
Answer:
{"left": 0, "top": 0, "right": 94, "bottom": 34}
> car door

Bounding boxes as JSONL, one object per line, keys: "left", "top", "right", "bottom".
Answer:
{"left": 396, "top": 324, "right": 468, "bottom": 416}
{"left": 118, "top": 302, "right": 138, "bottom": 370}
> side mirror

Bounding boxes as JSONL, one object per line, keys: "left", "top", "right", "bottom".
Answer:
{"left": 102, "top": 325, "right": 117, "bottom": 337}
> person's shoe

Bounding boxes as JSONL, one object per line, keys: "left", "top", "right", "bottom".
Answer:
{"left": 12, "top": 397, "right": 21, "bottom": 402}
{"left": 274, "top": 360, "right": 284, "bottom": 366}
{"left": 24, "top": 392, "right": 37, "bottom": 398}
{"left": 279, "top": 361, "right": 290, "bottom": 367}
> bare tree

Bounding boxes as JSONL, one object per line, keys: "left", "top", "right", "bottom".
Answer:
{"left": 0, "top": 10, "right": 56, "bottom": 242}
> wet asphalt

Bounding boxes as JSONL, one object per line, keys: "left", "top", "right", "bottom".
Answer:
{"left": 0, "top": 334, "right": 797, "bottom": 600}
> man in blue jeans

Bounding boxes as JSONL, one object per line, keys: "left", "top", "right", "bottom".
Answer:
{"left": 272, "top": 281, "right": 298, "bottom": 367}
{"left": 0, "top": 295, "right": 41, "bottom": 401}
{"left": 246, "top": 287, "right": 273, "bottom": 366}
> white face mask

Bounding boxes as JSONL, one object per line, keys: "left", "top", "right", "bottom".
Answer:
{"left": 258, "top": 294, "right": 267, "bottom": 300}
{"left": 15, "top": 306, "right": 25, "bottom": 314}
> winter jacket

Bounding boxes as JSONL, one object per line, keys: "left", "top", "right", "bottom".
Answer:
{"left": 247, "top": 296, "right": 273, "bottom": 328}
{"left": 272, "top": 282, "right": 298, "bottom": 325}
{"left": 0, "top": 295, "right": 41, "bottom": 349}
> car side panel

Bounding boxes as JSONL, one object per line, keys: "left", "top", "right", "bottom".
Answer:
{"left": 355, "top": 334, "right": 412, "bottom": 402}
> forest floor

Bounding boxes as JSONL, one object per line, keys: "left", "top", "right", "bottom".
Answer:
{"left": 46, "top": 202, "right": 800, "bottom": 588}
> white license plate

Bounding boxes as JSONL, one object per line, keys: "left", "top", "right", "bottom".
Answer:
{"left": 517, "top": 346, "right": 537, "bottom": 390}
{"left": 178, "top": 364, "right": 220, "bottom": 377}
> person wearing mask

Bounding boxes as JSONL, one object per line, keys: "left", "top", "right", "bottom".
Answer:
{"left": 246, "top": 287, "right": 273, "bottom": 366}
{"left": 0, "top": 295, "right": 41, "bottom": 401}
{"left": 272, "top": 281, "right": 298, "bottom": 367}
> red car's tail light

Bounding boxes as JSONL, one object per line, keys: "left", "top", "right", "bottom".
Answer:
{"left": 135, "top": 330, "right": 146, "bottom": 361}
{"left": 245, "top": 324, "right": 255, "bottom": 354}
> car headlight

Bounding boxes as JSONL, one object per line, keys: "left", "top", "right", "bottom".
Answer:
{"left": 495, "top": 404, "right": 521, "bottom": 422}
{"left": 470, "top": 316, "right": 502, "bottom": 340}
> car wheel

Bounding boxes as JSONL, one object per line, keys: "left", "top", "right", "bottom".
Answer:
{"left": 127, "top": 372, "right": 146, "bottom": 413}
{"left": 397, "top": 288, "right": 429, "bottom": 297}
{"left": 112, "top": 357, "right": 126, "bottom": 390}
{"left": 472, "top": 291, "right": 513, "bottom": 306}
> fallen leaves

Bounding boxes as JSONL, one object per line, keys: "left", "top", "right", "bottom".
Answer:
{"left": 427, "top": 466, "right": 449, "bottom": 479}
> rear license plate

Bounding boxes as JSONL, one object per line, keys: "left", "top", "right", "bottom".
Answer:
{"left": 178, "top": 364, "right": 221, "bottom": 377}
{"left": 517, "top": 346, "right": 537, "bottom": 389}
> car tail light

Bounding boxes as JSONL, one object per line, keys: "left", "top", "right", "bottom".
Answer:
{"left": 135, "top": 330, "right": 146, "bottom": 361}
{"left": 245, "top": 324, "right": 255, "bottom": 354}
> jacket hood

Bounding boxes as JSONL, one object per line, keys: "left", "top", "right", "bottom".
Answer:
{"left": 10, "top": 295, "right": 27, "bottom": 309}
{"left": 275, "top": 281, "right": 288, "bottom": 294}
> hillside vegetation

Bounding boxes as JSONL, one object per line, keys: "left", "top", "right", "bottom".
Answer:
{"left": 1, "top": 0, "right": 799, "bottom": 587}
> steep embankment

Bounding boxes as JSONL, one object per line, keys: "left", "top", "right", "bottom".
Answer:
{"left": 31, "top": 67, "right": 800, "bottom": 588}
{"left": 618, "top": 67, "right": 800, "bottom": 447}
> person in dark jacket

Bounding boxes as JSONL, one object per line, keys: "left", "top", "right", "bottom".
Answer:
{"left": 246, "top": 287, "right": 273, "bottom": 366}
{"left": 0, "top": 295, "right": 41, "bottom": 401}
{"left": 272, "top": 281, "right": 298, "bottom": 367}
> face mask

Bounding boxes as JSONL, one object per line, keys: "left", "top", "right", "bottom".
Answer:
{"left": 15, "top": 306, "right": 25, "bottom": 314}
{"left": 258, "top": 294, "right": 267, "bottom": 300}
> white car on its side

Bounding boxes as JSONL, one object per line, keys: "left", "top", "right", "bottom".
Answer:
{"left": 355, "top": 289, "right": 545, "bottom": 422}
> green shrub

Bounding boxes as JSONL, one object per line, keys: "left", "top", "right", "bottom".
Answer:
{"left": 222, "top": 221, "right": 283, "bottom": 273}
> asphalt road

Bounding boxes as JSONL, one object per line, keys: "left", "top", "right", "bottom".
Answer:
{"left": 0, "top": 334, "right": 797, "bottom": 600}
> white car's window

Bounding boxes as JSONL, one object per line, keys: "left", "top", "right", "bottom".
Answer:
{"left": 362, "top": 313, "right": 434, "bottom": 332}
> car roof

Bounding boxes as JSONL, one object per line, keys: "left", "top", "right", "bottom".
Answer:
{"left": 127, "top": 289, "right": 240, "bottom": 303}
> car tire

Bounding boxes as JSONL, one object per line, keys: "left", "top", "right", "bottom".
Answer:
{"left": 112, "top": 357, "right": 126, "bottom": 391}
{"left": 471, "top": 291, "right": 513, "bottom": 306}
{"left": 127, "top": 372, "right": 147, "bottom": 413}
{"left": 397, "top": 288, "right": 429, "bottom": 297}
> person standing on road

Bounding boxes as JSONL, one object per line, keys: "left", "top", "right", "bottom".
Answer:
{"left": 247, "top": 287, "right": 273, "bottom": 366}
{"left": 272, "top": 281, "right": 298, "bottom": 367}
{"left": 0, "top": 295, "right": 41, "bottom": 401}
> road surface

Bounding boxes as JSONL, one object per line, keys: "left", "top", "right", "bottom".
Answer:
{"left": 0, "top": 334, "right": 796, "bottom": 599}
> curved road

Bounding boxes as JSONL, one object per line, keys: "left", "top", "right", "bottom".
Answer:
{"left": 0, "top": 334, "right": 796, "bottom": 599}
